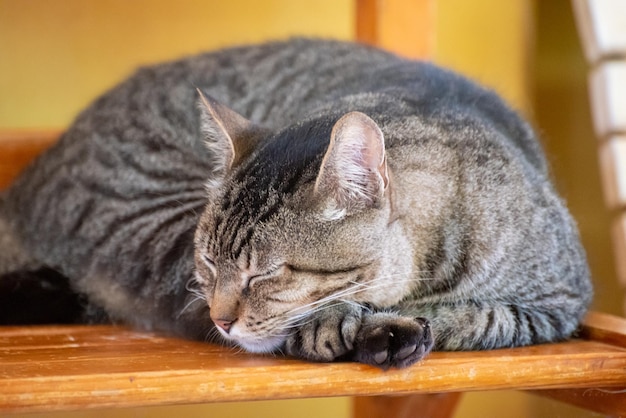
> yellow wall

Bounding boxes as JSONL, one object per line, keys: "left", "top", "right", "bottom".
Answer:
{"left": 0, "top": 0, "right": 354, "bottom": 128}
{"left": 1, "top": 1, "right": 610, "bottom": 417}
{"left": 435, "top": 0, "right": 534, "bottom": 115}
{"left": 1, "top": 0, "right": 535, "bottom": 130}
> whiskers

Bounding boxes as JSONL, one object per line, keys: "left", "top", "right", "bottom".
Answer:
{"left": 272, "top": 273, "right": 433, "bottom": 336}
{"left": 178, "top": 276, "right": 207, "bottom": 317}
{"left": 183, "top": 268, "right": 433, "bottom": 355}
{"left": 203, "top": 325, "right": 223, "bottom": 343}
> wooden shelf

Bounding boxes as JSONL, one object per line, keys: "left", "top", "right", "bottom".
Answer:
{"left": 2, "top": 312, "right": 625, "bottom": 414}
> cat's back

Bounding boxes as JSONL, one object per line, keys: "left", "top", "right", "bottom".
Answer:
{"left": 5, "top": 38, "right": 545, "bottom": 276}
{"left": 11, "top": 38, "right": 544, "bottom": 168}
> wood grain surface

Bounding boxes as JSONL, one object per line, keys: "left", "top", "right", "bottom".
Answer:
{"left": 1, "top": 312, "right": 625, "bottom": 413}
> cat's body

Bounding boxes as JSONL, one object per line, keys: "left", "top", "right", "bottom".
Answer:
{"left": 1, "top": 39, "right": 592, "bottom": 368}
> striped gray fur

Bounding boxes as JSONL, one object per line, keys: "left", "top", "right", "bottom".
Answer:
{"left": 1, "top": 39, "right": 592, "bottom": 368}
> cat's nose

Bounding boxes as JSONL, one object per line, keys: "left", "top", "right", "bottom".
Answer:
{"left": 213, "top": 318, "right": 235, "bottom": 334}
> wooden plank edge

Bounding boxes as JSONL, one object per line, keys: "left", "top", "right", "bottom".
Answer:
{"left": 2, "top": 340, "right": 626, "bottom": 414}
{"left": 581, "top": 311, "right": 626, "bottom": 347}
{"left": 0, "top": 129, "right": 62, "bottom": 143}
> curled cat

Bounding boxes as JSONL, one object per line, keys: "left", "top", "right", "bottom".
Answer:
{"left": 0, "top": 39, "right": 592, "bottom": 369}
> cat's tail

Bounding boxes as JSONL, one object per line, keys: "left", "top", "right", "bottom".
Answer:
{"left": 0, "top": 193, "right": 86, "bottom": 324}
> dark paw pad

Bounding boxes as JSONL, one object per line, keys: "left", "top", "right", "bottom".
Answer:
{"left": 354, "top": 316, "right": 433, "bottom": 369}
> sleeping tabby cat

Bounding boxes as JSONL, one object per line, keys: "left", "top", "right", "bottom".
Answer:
{"left": 0, "top": 39, "right": 592, "bottom": 369}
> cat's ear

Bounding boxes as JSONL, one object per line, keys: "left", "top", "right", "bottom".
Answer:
{"left": 314, "top": 111, "right": 389, "bottom": 219}
{"left": 197, "top": 89, "right": 266, "bottom": 173}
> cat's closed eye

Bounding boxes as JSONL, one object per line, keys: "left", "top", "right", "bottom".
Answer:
{"left": 201, "top": 254, "right": 216, "bottom": 276}
{"left": 245, "top": 264, "right": 287, "bottom": 290}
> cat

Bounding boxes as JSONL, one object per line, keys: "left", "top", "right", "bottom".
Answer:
{"left": 0, "top": 38, "right": 592, "bottom": 369}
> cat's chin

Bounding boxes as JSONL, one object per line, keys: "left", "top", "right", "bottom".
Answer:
{"left": 235, "top": 336, "right": 286, "bottom": 354}
{"left": 217, "top": 328, "right": 286, "bottom": 354}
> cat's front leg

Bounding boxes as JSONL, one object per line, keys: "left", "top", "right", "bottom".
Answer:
{"left": 285, "top": 304, "right": 434, "bottom": 369}
{"left": 284, "top": 302, "right": 362, "bottom": 362}
{"left": 353, "top": 313, "right": 434, "bottom": 369}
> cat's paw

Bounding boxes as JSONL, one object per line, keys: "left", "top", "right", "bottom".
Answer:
{"left": 284, "top": 303, "right": 362, "bottom": 362}
{"left": 353, "top": 314, "right": 433, "bottom": 369}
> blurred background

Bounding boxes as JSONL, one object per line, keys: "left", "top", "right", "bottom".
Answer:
{"left": 1, "top": 0, "right": 617, "bottom": 416}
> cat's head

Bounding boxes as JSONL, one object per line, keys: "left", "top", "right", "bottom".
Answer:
{"left": 193, "top": 91, "right": 411, "bottom": 353}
